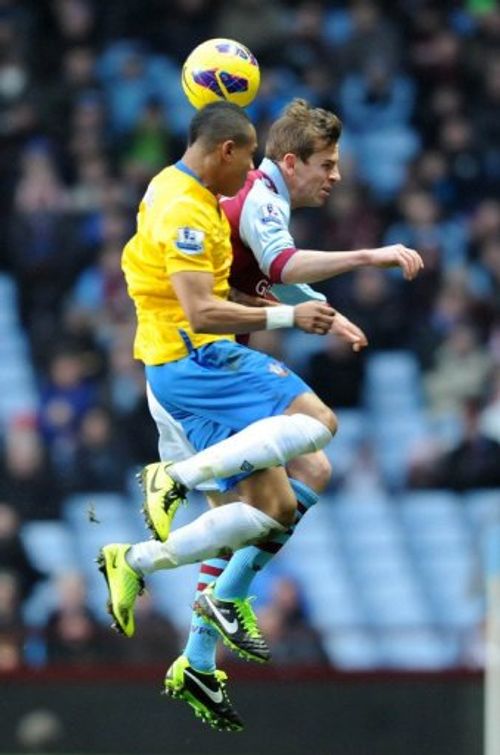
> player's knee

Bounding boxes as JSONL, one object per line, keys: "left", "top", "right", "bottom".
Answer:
{"left": 287, "top": 394, "right": 338, "bottom": 437}
{"left": 260, "top": 489, "right": 297, "bottom": 528}
{"left": 273, "top": 496, "right": 297, "bottom": 528}
{"left": 290, "top": 409, "right": 337, "bottom": 448}
{"left": 287, "top": 452, "right": 332, "bottom": 493}
{"left": 315, "top": 406, "right": 337, "bottom": 436}
{"left": 307, "top": 454, "right": 332, "bottom": 492}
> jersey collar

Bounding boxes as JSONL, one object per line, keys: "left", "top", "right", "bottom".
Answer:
{"left": 259, "top": 157, "right": 290, "bottom": 204}
{"left": 175, "top": 160, "right": 203, "bottom": 183}
{"left": 175, "top": 160, "right": 218, "bottom": 206}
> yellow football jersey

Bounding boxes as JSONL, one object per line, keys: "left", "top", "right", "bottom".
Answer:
{"left": 122, "top": 161, "right": 235, "bottom": 364}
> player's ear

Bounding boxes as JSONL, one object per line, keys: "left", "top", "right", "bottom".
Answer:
{"left": 220, "top": 140, "right": 235, "bottom": 162}
{"left": 281, "top": 152, "right": 297, "bottom": 176}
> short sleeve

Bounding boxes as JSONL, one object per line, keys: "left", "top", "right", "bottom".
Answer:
{"left": 161, "top": 200, "right": 215, "bottom": 276}
{"left": 239, "top": 192, "right": 297, "bottom": 282}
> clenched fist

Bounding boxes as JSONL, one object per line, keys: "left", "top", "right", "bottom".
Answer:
{"left": 293, "top": 301, "right": 336, "bottom": 335}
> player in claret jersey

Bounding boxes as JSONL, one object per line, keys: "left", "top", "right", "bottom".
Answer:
{"left": 138, "top": 98, "right": 423, "bottom": 729}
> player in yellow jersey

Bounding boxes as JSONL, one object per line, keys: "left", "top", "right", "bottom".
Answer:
{"left": 121, "top": 133, "right": 237, "bottom": 366}
{"left": 98, "top": 101, "right": 341, "bottom": 731}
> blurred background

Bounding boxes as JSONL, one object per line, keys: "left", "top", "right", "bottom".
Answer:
{"left": 0, "top": 0, "right": 499, "bottom": 753}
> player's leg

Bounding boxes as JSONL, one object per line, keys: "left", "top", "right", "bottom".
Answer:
{"left": 141, "top": 410, "right": 333, "bottom": 539}
{"left": 163, "top": 459, "right": 330, "bottom": 728}
{"left": 167, "top": 404, "right": 335, "bottom": 491}
{"left": 158, "top": 489, "right": 241, "bottom": 733}
{"left": 144, "top": 388, "right": 334, "bottom": 666}
{"left": 207, "top": 395, "right": 334, "bottom": 598}
{"left": 186, "top": 396, "right": 335, "bottom": 662}
{"left": 183, "top": 451, "right": 330, "bottom": 671}
{"left": 194, "top": 475, "right": 321, "bottom": 662}
{"left": 140, "top": 341, "right": 336, "bottom": 542}
{"left": 97, "top": 466, "right": 296, "bottom": 636}
{"left": 163, "top": 654, "right": 243, "bottom": 732}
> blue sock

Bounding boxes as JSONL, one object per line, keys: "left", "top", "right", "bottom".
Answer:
{"left": 214, "top": 478, "right": 319, "bottom": 600}
{"left": 183, "top": 479, "right": 319, "bottom": 671}
{"left": 183, "top": 554, "right": 230, "bottom": 672}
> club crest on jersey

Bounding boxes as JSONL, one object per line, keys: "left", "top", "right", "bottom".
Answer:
{"left": 259, "top": 203, "right": 280, "bottom": 224}
{"left": 268, "top": 361, "right": 289, "bottom": 377}
{"left": 175, "top": 227, "right": 205, "bottom": 254}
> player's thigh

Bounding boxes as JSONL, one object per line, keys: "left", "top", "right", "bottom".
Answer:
{"left": 205, "top": 490, "right": 236, "bottom": 509}
{"left": 234, "top": 467, "right": 297, "bottom": 527}
{"left": 285, "top": 391, "right": 337, "bottom": 435}
{"left": 146, "top": 341, "right": 313, "bottom": 442}
{"left": 286, "top": 450, "right": 332, "bottom": 493}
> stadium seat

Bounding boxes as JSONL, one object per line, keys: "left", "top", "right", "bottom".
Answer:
{"left": 63, "top": 492, "right": 131, "bottom": 528}
{"left": 378, "top": 630, "right": 459, "bottom": 669}
{"left": 21, "top": 520, "right": 78, "bottom": 574}
{"left": 463, "top": 489, "right": 500, "bottom": 535}
{"left": 416, "top": 550, "right": 483, "bottom": 628}
{"left": 22, "top": 579, "right": 58, "bottom": 629}
{"left": 398, "top": 490, "right": 469, "bottom": 543}
{"left": 323, "top": 628, "right": 382, "bottom": 669}
{"left": 308, "top": 581, "right": 365, "bottom": 628}
{"left": 147, "top": 567, "right": 200, "bottom": 631}
{"left": 363, "top": 350, "right": 422, "bottom": 410}
{"left": 279, "top": 329, "right": 326, "bottom": 373}
{"left": 371, "top": 411, "right": 429, "bottom": 488}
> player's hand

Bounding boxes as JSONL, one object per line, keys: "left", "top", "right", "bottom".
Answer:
{"left": 370, "top": 244, "right": 424, "bottom": 280}
{"left": 329, "top": 311, "right": 368, "bottom": 352}
{"left": 294, "top": 301, "right": 336, "bottom": 335}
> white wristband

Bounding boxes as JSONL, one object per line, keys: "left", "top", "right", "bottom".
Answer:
{"left": 265, "top": 305, "right": 295, "bottom": 330}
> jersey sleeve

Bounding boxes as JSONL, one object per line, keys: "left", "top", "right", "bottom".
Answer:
{"left": 239, "top": 190, "right": 297, "bottom": 283}
{"left": 160, "top": 199, "right": 216, "bottom": 276}
{"left": 271, "top": 282, "right": 327, "bottom": 304}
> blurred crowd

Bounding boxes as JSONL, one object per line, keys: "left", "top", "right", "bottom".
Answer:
{"left": 1, "top": 0, "right": 500, "bottom": 670}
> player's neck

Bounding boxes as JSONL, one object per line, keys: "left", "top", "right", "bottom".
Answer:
{"left": 181, "top": 146, "right": 218, "bottom": 196}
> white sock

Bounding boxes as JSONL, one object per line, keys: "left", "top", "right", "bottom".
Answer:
{"left": 170, "top": 413, "right": 332, "bottom": 489}
{"left": 127, "top": 502, "right": 285, "bottom": 574}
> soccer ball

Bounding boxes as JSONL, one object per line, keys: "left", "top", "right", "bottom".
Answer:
{"left": 181, "top": 38, "right": 260, "bottom": 109}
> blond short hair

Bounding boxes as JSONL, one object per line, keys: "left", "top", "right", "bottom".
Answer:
{"left": 266, "top": 98, "right": 342, "bottom": 162}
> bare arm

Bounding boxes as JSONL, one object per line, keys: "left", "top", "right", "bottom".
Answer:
{"left": 329, "top": 310, "right": 368, "bottom": 352}
{"left": 170, "top": 270, "right": 336, "bottom": 335}
{"left": 280, "top": 245, "right": 424, "bottom": 284}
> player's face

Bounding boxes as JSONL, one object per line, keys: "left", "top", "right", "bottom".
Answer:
{"left": 292, "top": 143, "right": 341, "bottom": 208}
{"left": 219, "top": 126, "right": 258, "bottom": 197}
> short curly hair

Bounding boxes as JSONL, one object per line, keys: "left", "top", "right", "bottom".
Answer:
{"left": 188, "top": 101, "right": 254, "bottom": 149}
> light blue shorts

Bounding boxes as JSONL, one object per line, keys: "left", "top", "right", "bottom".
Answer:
{"left": 146, "top": 339, "right": 312, "bottom": 490}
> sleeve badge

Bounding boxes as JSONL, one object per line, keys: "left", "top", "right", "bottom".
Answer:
{"left": 258, "top": 203, "right": 281, "bottom": 225}
{"left": 175, "top": 227, "right": 205, "bottom": 254}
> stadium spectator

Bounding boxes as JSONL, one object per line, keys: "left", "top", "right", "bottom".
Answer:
{"left": 44, "top": 572, "right": 112, "bottom": 665}
{"left": 257, "top": 576, "right": 328, "bottom": 665}
{"left": 304, "top": 333, "right": 366, "bottom": 409}
{"left": 112, "top": 591, "right": 182, "bottom": 665}
{"left": 214, "top": 0, "right": 290, "bottom": 63}
{"left": 64, "top": 406, "right": 130, "bottom": 495}
{"left": 0, "top": 570, "right": 24, "bottom": 670}
{"left": 424, "top": 322, "right": 493, "bottom": 417}
{"left": 336, "top": 267, "right": 408, "bottom": 350}
{"left": 409, "top": 398, "right": 500, "bottom": 491}
{"left": 479, "top": 367, "right": 500, "bottom": 444}
{"left": 338, "top": 0, "right": 402, "bottom": 75}
{"left": 38, "top": 346, "right": 100, "bottom": 482}
{"left": 0, "top": 503, "right": 43, "bottom": 599}
{"left": 0, "top": 418, "right": 61, "bottom": 519}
